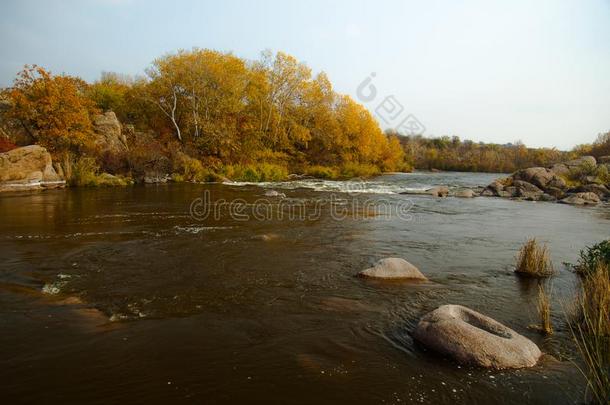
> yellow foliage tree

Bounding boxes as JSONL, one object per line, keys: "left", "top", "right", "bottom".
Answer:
{"left": 5, "top": 65, "right": 98, "bottom": 156}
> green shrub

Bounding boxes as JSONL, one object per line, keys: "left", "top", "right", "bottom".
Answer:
{"left": 576, "top": 240, "right": 610, "bottom": 277}
{"left": 69, "top": 157, "right": 100, "bottom": 187}
{"left": 564, "top": 161, "right": 609, "bottom": 186}
{"left": 171, "top": 173, "right": 185, "bottom": 182}
{"left": 69, "top": 157, "right": 131, "bottom": 187}
{"left": 305, "top": 165, "right": 340, "bottom": 179}
{"left": 170, "top": 152, "right": 222, "bottom": 182}
{"left": 223, "top": 163, "right": 288, "bottom": 182}
{"left": 339, "top": 162, "right": 381, "bottom": 179}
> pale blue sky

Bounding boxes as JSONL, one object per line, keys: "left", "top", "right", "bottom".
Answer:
{"left": 1, "top": 0, "right": 609, "bottom": 150}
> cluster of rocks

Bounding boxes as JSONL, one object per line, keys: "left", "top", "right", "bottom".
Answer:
{"left": 400, "top": 186, "right": 478, "bottom": 198}
{"left": 358, "top": 258, "right": 542, "bottom": 369}
{"left": 481, "top": 156, "right": 609, "bottom": 205}
{"left": 0, "top": 112, "right": 133, "bottom": 192}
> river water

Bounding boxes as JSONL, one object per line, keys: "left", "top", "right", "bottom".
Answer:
{"left": 1, "top": 172, "right": 608, "bottom": 404}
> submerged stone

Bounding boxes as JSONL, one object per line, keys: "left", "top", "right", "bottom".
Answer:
{"left": 358, "top": 258, "right": 427, "bottom": 280}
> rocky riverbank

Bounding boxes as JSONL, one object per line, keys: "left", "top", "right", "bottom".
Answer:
{"left": 481, "top": 155, "right": 609, "bottom": 205}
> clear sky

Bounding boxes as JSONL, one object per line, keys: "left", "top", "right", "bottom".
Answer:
{"left": 1, "top": 0, "right": 609, "bottom": 150}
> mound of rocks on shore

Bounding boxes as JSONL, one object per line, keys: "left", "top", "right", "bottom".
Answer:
{"left": 481, "top": 156, "right": 609, "bottom": 205}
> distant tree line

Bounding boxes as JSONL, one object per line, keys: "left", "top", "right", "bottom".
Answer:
{"left": 389, "top": 131, "right": 607, "bottom": 173}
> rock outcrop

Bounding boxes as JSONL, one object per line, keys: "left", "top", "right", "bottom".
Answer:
{"left": 482, "top": 155, "right": 608, "bottom": 205}
{"left": 413, "top": 305, "right": 541, "bottom": 369}
{"left": 358, "top": 258, "right": 427, "bottom": 280}
{"left": 0, "top": 145, "right": 65, "bottom": 192}
{"left": 92, "top": 111, "right": 127, "bottom": 154}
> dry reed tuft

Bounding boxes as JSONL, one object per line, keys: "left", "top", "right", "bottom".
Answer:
{"left": 569, "top": 262, "right": 610, "bottom": 404}
{"left": 515, "top": 238, "right": 555, "bottom": 277}
{"left": 537, "top": 284, "right": 553, "bottom": 335}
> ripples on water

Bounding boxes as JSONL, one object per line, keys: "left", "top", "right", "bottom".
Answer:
{"left": 0, "top": 172, "right": 608, "bottom": 404}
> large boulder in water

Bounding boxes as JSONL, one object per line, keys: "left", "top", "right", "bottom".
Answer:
{"left": 0, "top": 145, "right": 64, "bottom": 191}
{"left": 413, "top": 305, "right": 541, "bottom": 369}
{"left": 358, "top": 258, "right": 427, "bottom": 280}
{"left": 513, "top": 167, "right": 566, "bottom": 190}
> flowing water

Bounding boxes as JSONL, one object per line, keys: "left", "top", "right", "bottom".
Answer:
{"left": 1, "top": 172, "right": 608, "bottom": 404}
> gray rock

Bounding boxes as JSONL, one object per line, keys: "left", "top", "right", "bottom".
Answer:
{"left": 482, "top": 180, "right": 505, "bottom": 196}
{"left": 571, "top": 184, "right": 609, "bottom": 198}
{"left": 358, "top": 258, "right": 427, "bottom": 280}
{"left": 539, "top": 193, "right": 557, "bottom": 202}
{"left": 513, "top": 167, "right": 564, "bottom": 189}
{"left": 584, "top": 176, "right": 603, "bottom": 185}
{"left": 502, "top": 186, "right": 518, "bottom": 197}
{"left": 413, "top": 305, "right": 541, "bottom": 369}
{"left": 550, "top": 163, "right": 570, "bottom": 177}
{"left": 598, "top": 156, "right": 610, "bottom": 164}
{"left": 544, "top": 187, "right": 565, "bottom": 199}
{"left": 565, "top": 155, "right": 597, "bottom": 168}
{"left": 513, "top": 180, "right": 543, "bottom": 194}
{"left": 455, "top": 189, "right": 475, "bottom": 198}
{"left": 559, "top": 192, "right": 601, "bottom": 206}
{"left": 427, "top": 186, "right": 449, "bottom": 197}
{"left": 264, "top": 189, "right": 286, "bottom": 198}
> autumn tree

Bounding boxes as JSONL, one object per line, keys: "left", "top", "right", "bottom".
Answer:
{"left": 3, "top": 65, "right": 98, "bottom": 156}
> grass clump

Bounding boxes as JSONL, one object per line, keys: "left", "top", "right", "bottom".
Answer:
{"left": 569, "top": 262, "right": 610, "bottom": 404}
{"left": 305, "top": 165, "right": 340, "bottom": 180}
{"left": 515, "top": 238, "right": 555, "bottom": 277}
{"left": 536, "top": 284, "right": 553, "bottom": 335}
{"left": 69, "top": 157, "right": 132, "bottom": 187}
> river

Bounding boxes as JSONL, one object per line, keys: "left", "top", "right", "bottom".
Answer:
{"left": 1, "top": 172, "right": 608, "bottom": 404}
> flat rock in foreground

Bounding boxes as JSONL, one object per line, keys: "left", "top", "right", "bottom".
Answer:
{"left": 358, "top": 258, "right": 427, "bottom": 280}
{"left": 413, "top": 304, "right": 541, "bottom": 369}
